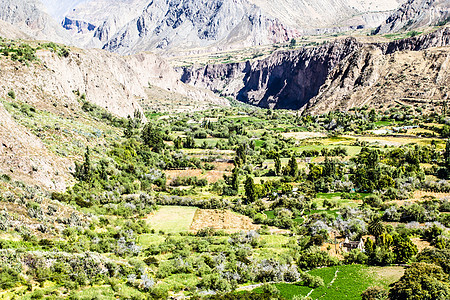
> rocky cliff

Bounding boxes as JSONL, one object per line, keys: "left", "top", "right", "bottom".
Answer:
{"left": 180, "top": 38, "right": 362, "bottom": 109}
{"left": 375, "top": 0, "right": 450, "bottom": 34}
{"left": 180, "top": 27, "right": 450, "bottom": 112}
{"left": 304, "top": 27, "right": 450, "bottom": 114}
{"left": 102, "top": 0, "right": 299, "bottom": 55}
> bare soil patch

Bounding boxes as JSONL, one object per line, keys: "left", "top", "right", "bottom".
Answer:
{"left": 412, "top": 190, "right": 450, "bottom": 201}
{"left": 281, "top": 132, "right": 326, "bottom": 140}
{"left": 190, "top": 209, "right": 259, "bottom": 233}
{"left": 164, "top": 168, "right": 228, "bottom": 184}
{"left": 411, "top": 237, "right": 431, "bottom": 252}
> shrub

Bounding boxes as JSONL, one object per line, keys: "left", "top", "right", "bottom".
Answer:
{"left": 361, "top": 286, "right": 388, "bottom": 300}
{"left": 7, "top": 90, "right": 15, "bottom": 99}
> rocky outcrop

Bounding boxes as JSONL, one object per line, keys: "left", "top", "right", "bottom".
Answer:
{"left": 379, "top": 26, "right": 450, "bottom": 53}
{"left": 180, "top": 27, "right": 450, "bottom": 111}
{"left": 181, "top": 38, "right": 362, "bottom": 109}
{"left": 304, "top": 45, "right": 450, "bottom": 114}
{"left": 375, "top": 0, "right": 450, "bottom": 34}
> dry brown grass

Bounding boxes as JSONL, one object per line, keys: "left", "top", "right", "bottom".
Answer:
{"left": 190, "top": 209, "right": 259, "bottom": 233}
{"left": 411, "top": 237, "right": 431, "bottom": 252}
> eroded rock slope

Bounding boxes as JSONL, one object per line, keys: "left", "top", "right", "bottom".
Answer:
{"left": 180, "top": 27, "right": 450, "bottom": 112}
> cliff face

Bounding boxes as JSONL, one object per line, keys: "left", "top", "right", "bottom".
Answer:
{"left": 180, "top": 27, "right": 450, "bottom": 112}
{"left": 0, "top": 45, "right": 226, "bottom": 120}
{"left": 305, "top": 28, "right": 450, "bottom": 114}
{"left": 375, "top": 0, "right": 450, "bottom": 34}
{"left": 102, "top": 0, "right": 298, "bottom": 55}
{"left": 180, "top": 38, "right": 362, "bottom": 109}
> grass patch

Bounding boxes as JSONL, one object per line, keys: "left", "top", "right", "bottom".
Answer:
{"left": 146, "top": 206, "right": 197, "bottom": 233}
{"left": 270, "top": 265, "right": 404, "bottom": 300}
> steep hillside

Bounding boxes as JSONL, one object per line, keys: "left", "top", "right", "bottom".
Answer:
{"left": 247, "top": 0, "right": 404, "bottom": 32}
{"left": 0, "top": 39, "right": 227, "bottom": 190}
{"left": 180, "top": 27, "right": 450, "bottom": 112}
{"left": 375, "top": 0, "right": 450, "bottom": 34}
{"left": 0, "top": 0, "right": 73, "bottom": 44}
{"left": 304, "top": 45, "right": 450, "bottom": 114}
{"left": 0, "top": 42, "right": 226, "bottom": 118}
{"left": 102, "top": 0, "right": 298, "bottom": 55}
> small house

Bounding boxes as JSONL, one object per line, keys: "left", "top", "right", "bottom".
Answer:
{"left": 341, "top": 237, "right": 364, "bottom": 252}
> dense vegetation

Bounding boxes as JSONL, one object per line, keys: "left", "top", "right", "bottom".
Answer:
{"left": 1, "top": 98, "right": 450, "bottom": 299}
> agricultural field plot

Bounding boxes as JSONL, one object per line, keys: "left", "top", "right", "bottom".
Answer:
{"left": 190, "top": 209, "right": 259, "bottom": 232}
{"left": 146, "top": 206, "right": 198, "bottom": 233}
{"left": 266, "top": 265, "right": 405, "bottom": 300}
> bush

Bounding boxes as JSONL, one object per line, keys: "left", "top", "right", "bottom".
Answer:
{"left": 302, "top": 273, "right": 324, "bottom": 288}
{"left": 297, "top": 247, "right": 339, "bottom": 270}
{"left": 361, "top": 286, "right": 388, "bottom": 300}
{"left": 344, "top": 249, "right": 368, "bottom": 264}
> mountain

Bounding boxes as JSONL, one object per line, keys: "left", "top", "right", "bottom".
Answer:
{"left": 40, "top": 0, "right": 88, "bottom": 21}
{"left": 0, "top": 0, "right": 73, "bottom": 44}
{"left": 180, "top": 27, "right": 450, "bottom": 112}
{"left": 246, "top": 0, "right": 405, "bottom": 33}
{"left": 52, "top": 0, "right": 405, "bottom": 54}
{"left": 0, "top": 40, "right": 227, "bottom": 190}
{"left": 98, "top": 0, "right": 299, "bottom": 54}
{"left": 61, "top": 0, "right": 150, "bottom": 48}
{"left": 375, "top": 0, "right": 450, "bottom": 34}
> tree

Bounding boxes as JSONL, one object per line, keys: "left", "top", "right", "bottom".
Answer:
{"left": 231, "top": 167, "right": 239, "bottom": 192}
{"left": 75, "top": 146, "right": 92, "bottom": 183}
{"left": 287, "top": 155, "right": 298, "bottom": 177}
{"left": 368, "top": 215, "right": 385, "bottom": 241}
{"left": 274, "top": 154, "right": 281, "bottom": 176}
{"left": 289, "top": 38, "right": 296, "bottom": 48}
{"left": 141, "top": 123, "right": 164, "bottom": 153}
{"left": 389, "top": 263, "right": 450, "bottom": 300}
{"left": 184, "top": 136, "right": 196, "bottom": 149}
{"left": 393, "top": 234, "right": 418, "bottom": 264}
{"left": 236, "top": 144, "right": 247, "bottom": 166}
{"left": 244, "top": 176, "right": 257, "bottom": 204}
{"left": 173, "top": 137, "right": 183, "bottom": 149}
{"left": 445, "top": 139, "right": 450, "bottom": 176}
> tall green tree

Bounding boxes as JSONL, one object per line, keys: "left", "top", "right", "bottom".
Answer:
{"left": 244, "top": 176, "right": 257, "bottom": 204}
{"left": 274, "top": 154, "right": 281, "bottom": 176}
{"left": 393, "top": 234, "right": 418, "bottom": 264}
{"left": 231, "top": 167, "right": 240, "bottom": 192}
{"left": 141, "top": 123, "right": 164, "bottom": 153}
{"left": 287, "top": 155, "right": 298, "bottom": 177}
{"left": 75, "top": 146, "right": 92, "bottom": 183}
